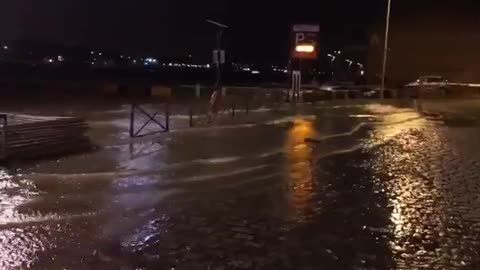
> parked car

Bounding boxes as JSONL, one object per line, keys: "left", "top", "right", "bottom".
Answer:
{"left": 405, "top": 75, "right": 450, "bottom": 97}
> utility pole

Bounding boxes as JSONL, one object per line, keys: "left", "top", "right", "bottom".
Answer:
{"left": 381, "top": 0, "right": 392, "bottom": 99}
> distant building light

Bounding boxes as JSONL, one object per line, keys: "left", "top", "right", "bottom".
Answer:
{"left": 295, "top": 44, "right": 315, "bottom": 53}
{"left": 133, "top": 60, "right": 137, "bottom": 63}
{"left": 206, "top": 64, "right": 210, "bottom": 68}
{"left": 120, "top": 55, "right": 124, "bottom": 58}
{"left": 360, "top": 70, "right": 365, "bottom": 76}
{"left": 3, "top": 45, "right": 8, "bottom": 50}
{"left": 242, "top": 67, "right": 251, "bottom": 72}
{"left": 251, "top": 70, "right": 260, "bottom": 74}
{"left": 90, "top": 51, "right": 94, "bottom": 55}
{"left": 57, "top": 55, "right": 64, "bottom": 62}
{"left": 48, "top": 59, "right": 54, "bottom": 63}
{"left": 98, "top": 52, "right": 102, "bottom": 56}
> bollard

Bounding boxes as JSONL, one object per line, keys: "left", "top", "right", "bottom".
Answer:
{"left": 391, "top": 89, "right": 398, "bottom": 99}
{"left": 0, "top": 114, "right": 7, "bottom": 126}
{"left": 0, "top": 115, "right": 7, "bottom": 160}
{"left": 195, "top": 84, "right": 201, "bottom": 98}
{"left": 129, "top": 104, "right": 135, "bottom": 137}
{"left": 189, "top": 103, "right": 194, "bottom": 127}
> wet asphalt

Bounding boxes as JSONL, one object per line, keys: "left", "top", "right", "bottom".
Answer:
{"left": 2, "top": 100, "right": 480, "bottom": 269}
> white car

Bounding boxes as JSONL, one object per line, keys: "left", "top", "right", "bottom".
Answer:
{"left": 405, "top": 76, "right": 450, "bottom": 97}
{"left": 405, "top": 76, "right": 448, "bottom": 88}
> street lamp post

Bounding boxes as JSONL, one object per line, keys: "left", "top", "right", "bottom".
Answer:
{"left": 206, "top": 20, "right": 228, "bottom": 92}
{"left": 381, "top": 0, "right": 392, "bottom": 99}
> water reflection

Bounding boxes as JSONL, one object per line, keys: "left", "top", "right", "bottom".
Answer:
{"left": 284, "top": 118, "right": 317, "bottom": 222}
{"left": 0, "top": 169, "right": 44, "bottom": 269}
{"left": 367, "top": 110, "right": 452, "bottom": 267}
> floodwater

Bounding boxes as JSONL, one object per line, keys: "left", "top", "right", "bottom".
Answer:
{"left": 2, "top": 100, "right": 480, "bottom": 269}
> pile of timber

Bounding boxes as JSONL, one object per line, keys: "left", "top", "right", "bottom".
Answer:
{"left": 0, "top": 114, "right": 91, "bottom": 161}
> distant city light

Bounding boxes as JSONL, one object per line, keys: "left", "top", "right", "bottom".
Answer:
{"left": 57, "top": 55, "right": 64, "bottom": 62}
{"left": 133, "top": 60, "right": 137, "bottom": 63}
{"left": 90, "top": 51, "right": 94, "bottom": 55}
{"left": 295, "top": 44, "right": 315, "bottom": 53}
{"left": 145, "top": 57, "right": 158, "bottom": 63}
{"left": 360, "top": 70, "right": 365, "bottom": 75}
{"left": 251, "top": 70, "right": 260, "bottom": 74}
{"left": 242, "top": 67, "right": 251, "bottom": 72}
{"left": 206, "top": 64, "right": 210, "bottom": 68}
{"left": 144, "top": 57, "right": 158, "bottom": 66}
{"left": 98, "top": 52, "right": 102, "bottom": 56}
{"left": 48, "top": 59, "right": 54, "bottom": 63}
{"left": 3, "top": 45, "right": 8, "bottom": 50}
{"left": 120, "top": 55, "right": 124, "bottom": 58}
{"left": 357, "top": 63, "right": 363, "bottom": 68}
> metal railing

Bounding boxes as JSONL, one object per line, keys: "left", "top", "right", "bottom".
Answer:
{"left": 129, "top": 103, "right": 170, "bottom": 138}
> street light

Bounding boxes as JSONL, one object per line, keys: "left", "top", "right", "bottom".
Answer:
{"left": 295, "top": 44, "right": 315, "bottom": 53}
{"left": 206, "top": 20, "right": 228, "bottom": 92}
{"left": 381, "top": 0, "right": 392, "bottom": 99}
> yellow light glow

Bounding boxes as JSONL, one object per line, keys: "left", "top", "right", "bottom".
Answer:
{"left": 295, "top": 44, "right": 315, "bottom": 53}
{"left": 284, "top": 118, "right": 317, "bottom": 221}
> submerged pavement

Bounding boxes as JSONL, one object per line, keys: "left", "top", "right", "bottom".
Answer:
{"left": 2, "top": 101, "right": 480, "bottom": 269}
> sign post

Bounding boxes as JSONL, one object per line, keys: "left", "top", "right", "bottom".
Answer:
{"left": 290, "top": 24, "right": 319, "bottom": 101}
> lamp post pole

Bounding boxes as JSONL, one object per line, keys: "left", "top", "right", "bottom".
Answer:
{"left": 381, "top": 0, "right": 392, "bottom": 99}
{"left": 215, "top": 29, "right": 224, "bottom": 91}
{"left": 206, "top": 20, "right": 228, "bottom": 92}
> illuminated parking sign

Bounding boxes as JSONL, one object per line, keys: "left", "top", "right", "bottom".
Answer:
{"left": 292, "top": 24, "right": 319, "bottom": 59}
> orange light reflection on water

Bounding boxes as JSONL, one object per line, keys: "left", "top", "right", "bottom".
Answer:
{"left": 284, "top": 118, "right": 317, "bottom": 222}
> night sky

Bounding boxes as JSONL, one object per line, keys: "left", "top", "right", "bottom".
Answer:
{"left": 0, "top": 0, "right": 476, "bottom": 63}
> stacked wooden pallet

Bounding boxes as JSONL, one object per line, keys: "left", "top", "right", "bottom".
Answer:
{"left": 0, "top": 114, "right": 91, "bottom": 161}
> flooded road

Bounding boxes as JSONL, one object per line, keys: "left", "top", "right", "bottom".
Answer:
{"left": 2, "top": 101, "right": 480, "bottom": 269}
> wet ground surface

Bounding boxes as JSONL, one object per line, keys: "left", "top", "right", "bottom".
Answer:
{"left": 2, "top": 100, "right": 480, "bottom": 269}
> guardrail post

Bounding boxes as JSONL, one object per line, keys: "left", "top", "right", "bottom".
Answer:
{"left": 165, "top": 102, "right": 170, "bottom": 131}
